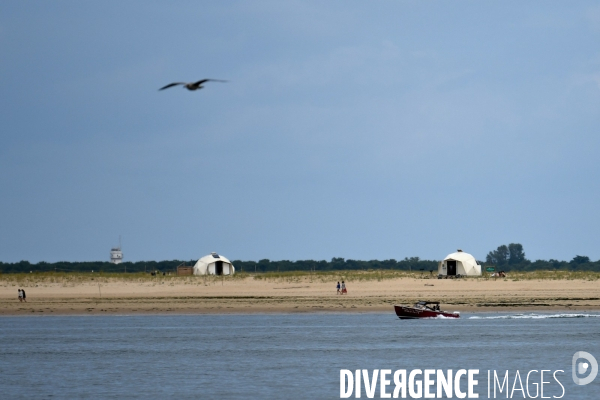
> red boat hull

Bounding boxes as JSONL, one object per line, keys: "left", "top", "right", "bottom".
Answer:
{"left": 394, "top": 305, "right": 460, "bottom": 319}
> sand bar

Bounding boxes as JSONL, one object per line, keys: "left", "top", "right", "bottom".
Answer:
{"left": 1, "top": 275, "right": 599, "bottom": 315}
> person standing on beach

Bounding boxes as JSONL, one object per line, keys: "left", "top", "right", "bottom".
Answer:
{"left": 18, "top": 289, "right": 23, "bottom": 302}
{"left": 336, "top": 281, "right": 341, "bottom": 294}
{"left": 341, "top": 281, "right": 346, "bottom": 294}
{"left": 22, "top": 289, "right": 26, "bottom": 302}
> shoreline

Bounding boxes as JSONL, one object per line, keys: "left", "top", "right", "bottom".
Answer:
{"left": 2, "top": 306, "right": 600, "bottom": 317}
{"left": 2, "top": 298, "right": 600, "bottom": 316}
{"left": 2, "top": 276, "right": 599, "bottom": 316}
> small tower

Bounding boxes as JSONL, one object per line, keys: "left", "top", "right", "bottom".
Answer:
{"left": 110, "top": 236, "right": 123, "bottom": 264}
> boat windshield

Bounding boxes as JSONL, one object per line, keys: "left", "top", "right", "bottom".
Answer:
{"left": 414, "top": 301, "right": 440, "bottom": 311}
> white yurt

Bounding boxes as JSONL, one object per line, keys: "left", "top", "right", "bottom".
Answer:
{"left": 193, "top": 252, "right": 235, "bottom": 276}
{"left": 438, "top": 249, "right": 481, "bottom": 277}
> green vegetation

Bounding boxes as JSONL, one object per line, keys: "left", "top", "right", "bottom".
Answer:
{"left": 0, "top": 271, "right": 251, "bottom": 286}
{"left": 497, "top": 270, "right": 600, "bottom": 281}
{"left": 238, "top": 269, "right": 600, "bottom": 283}
{"left": 252, "top": 269, "right": 429, "bottom": 283}
{"left": 0, "top": 260, "right": 197, "bottom": 274}
{"left": 2, "top": 269, "right": 599, "bottom": 285}
{"left": 486, "top": 243, "right": 526, "bottom": 266}
{"left": 0, "top": 257, "right": 438, "bottom": 274}
{"left": 1, "top": 243, "right": 599, "bottom": 274}
{"left": 232, "top": 257, "right": 437, "bottom": 274}
{"left": 484, "top": 243, "right": 600, "bottom": 272}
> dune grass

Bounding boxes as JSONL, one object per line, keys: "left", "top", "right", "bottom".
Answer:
{"left": 0, "top": 270, "right": 256, "bottom": 288}
{"left": 252, "top": 269, "right": 428, "bottom": 283}
{"left": 251, "top": 269, "right": 600, "bottom": 283}
{"left": 501, "top": 270, "right": 600, "bottom": 281}
{"left": 1, "top": 269, "right": 598, "bottom": 287}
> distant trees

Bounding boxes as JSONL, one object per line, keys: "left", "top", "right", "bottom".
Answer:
{"left": 486, "top": 245, "right": 509, "bottom": 266}
{"left": 486, "top": 243, "right": 527, "bottom": 266}
{"left": 0, "top": 260, "right": 196, "bottom": 274}
{"left": 0, "top": 258, "right": 439, "bottom": 274}
{"left": 508, "top": 243, "right": 526, "bottom": 264}
{"left": 482, "top": 244, "right": 600, "bottom": 271}
{"left": 232, "top": 257, "right": 437, "bottom": 273}
{"left": 1, "top": 250, "right": 599, "bottom": 273}
{"left": 571, "top": 255, "right": 590, "bottom": 265}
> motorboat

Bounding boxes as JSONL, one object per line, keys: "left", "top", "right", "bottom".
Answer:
{"left": 394, "top": 301, "right": 460, "bottom": 319}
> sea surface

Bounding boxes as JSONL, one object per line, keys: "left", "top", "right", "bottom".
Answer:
{"left": 1, "top": 312, "right": 599, "bottom": 399}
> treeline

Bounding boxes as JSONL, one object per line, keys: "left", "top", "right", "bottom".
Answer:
{"left": 484, "top": 256, "right": 600, "bottom": 272}
{"left": 1, "top": 253, "right": 600, "bottom": 273}
{"left": 231, "top": 257, "right": 438, "bottom": 273}
{"left": 0, "top": 257, "right": 436, "bottom": 274}
{"left": 0, "top": 260, "right": 197, "bottom": 274}
{"left": 485, "top": 243, "right": 600, "bottom": 272}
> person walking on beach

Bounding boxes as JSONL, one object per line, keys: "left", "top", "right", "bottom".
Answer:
{"left": 18, "top": 289, "right": 23, "bottom": 302}
{"left": 336, "top": 281, "right": 341, "bottom": 294}
{"left": 341, "top": 281, "right": 347, "bottom": 295}
{"left": 22, "top": 289, "right": 26, "bottom": 302}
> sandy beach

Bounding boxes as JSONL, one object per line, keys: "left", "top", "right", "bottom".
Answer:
{"left": 1, "top": 274, "right": 599, "bottom": 315}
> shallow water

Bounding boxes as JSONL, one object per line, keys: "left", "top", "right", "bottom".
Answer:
{"left": 1, "top": 312, "right": 599, "bottom": 399}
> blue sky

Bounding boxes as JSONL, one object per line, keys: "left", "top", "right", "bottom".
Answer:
{"left": 1, "top": 1, "right": 599, "bottom": 263}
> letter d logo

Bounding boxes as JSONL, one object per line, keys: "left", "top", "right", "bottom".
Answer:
{"left": 572, "top": 351, "right": 598, "bottom": 385}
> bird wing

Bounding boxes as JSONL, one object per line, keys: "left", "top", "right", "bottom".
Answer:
{"left": 192, "top": 79, "right": 228, "bottom": 85}
{"left": 159, "top": 82, "right": 185, "bottom": 90}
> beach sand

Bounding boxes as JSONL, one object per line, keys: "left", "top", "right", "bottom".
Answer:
{"left": 1, "top": 275, "right": 599, "bottom": 315}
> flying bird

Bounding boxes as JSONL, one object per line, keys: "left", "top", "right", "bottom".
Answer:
{"left": 159, "top": 79, "right": 228, "bottom": 91}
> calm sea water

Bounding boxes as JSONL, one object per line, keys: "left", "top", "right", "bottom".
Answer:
{"left": 1, "top": 312, "right": 599, "bottom": 399}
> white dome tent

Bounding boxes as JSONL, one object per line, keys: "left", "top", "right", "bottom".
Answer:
{"left": 438, "top": 250, "right": 481, "bottom": 278}
{"left": 193, "top": 253, "right": 235, "bottom": 276}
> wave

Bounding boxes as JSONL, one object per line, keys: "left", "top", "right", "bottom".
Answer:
{"left": 433, "top": 314, "right": 461, "bottom": 319}
{"left": 417, "top": 314, "right": 461, "bottom": 320}
{"left": 469, "top": 313, "right": 600, "bottom": 320}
